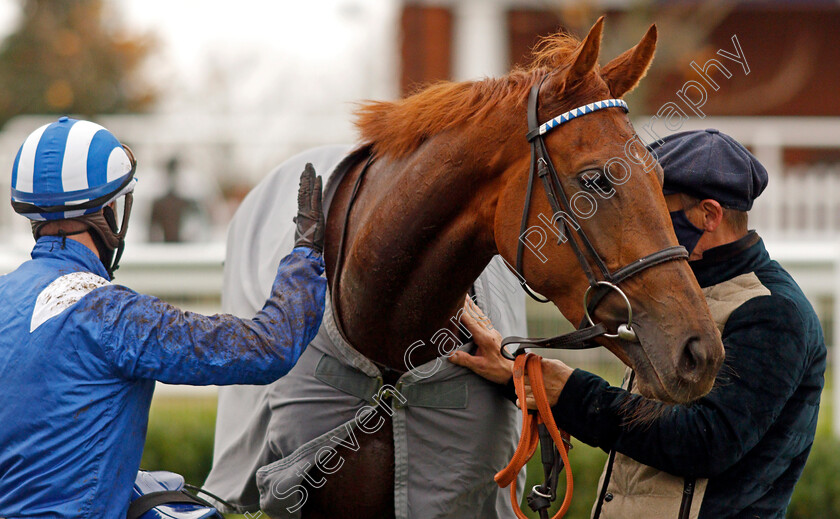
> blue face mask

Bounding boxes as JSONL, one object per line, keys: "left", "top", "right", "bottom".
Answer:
{"left": 669, "top": 210, "right": 704, "bottom": 255}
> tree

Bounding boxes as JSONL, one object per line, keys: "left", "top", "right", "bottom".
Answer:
{"left": 0, "top": 0, "right": 156, "bottom": 128}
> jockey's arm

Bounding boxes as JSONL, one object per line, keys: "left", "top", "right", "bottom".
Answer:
{"left": 75, "top": 247, "right": 326, "bottom": 385}
{"left": 74, "top": 163, "right": 327, "bottom": 386}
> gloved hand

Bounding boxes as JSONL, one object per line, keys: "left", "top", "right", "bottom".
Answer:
{"left": 294, "top": 163, "right": 325, "bottom": 253}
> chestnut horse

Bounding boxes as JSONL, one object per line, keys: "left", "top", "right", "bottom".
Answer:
{"left": 298, "top": 18, "right": 724, "bottom": 518}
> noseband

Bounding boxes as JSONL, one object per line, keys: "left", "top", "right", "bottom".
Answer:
{"left": 503, "top": 76, "right": 688, "bottom": 359}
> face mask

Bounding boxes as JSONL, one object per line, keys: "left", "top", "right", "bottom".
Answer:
{"left": 669, "top": 210, "right": 704, "bottom": 255}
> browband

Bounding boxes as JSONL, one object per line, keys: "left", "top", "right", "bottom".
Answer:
{"left": 526, "top": 99, "right": 629, "bottom": 142}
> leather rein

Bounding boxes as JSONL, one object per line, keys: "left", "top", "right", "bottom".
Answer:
{"left": 496, "top": 76, "right": 689, "bottom": 519}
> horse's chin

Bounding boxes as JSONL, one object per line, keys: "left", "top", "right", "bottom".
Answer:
{"left": 620, "top": 338, "right": 702, "bottom": 405}
{"left": 629, "top": 361, "right": 678, "bottom": 403}
{"left": 633, "top": 371, "right": 681, "bottom": 404}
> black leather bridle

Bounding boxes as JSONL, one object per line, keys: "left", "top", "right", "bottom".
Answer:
{"left": 502, "top": 76, "right": 689, "bottom": 359}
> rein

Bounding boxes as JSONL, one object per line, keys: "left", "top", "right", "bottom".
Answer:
{"left": 496, "top": 353, "right": 573, "bottom": 519}
{"left": 497, "top": 77, "right": 689, "bottom": 518}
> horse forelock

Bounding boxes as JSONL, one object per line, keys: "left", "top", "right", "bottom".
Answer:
{"left": 354, "top": 31, "right": 604, "bottom": 161}
{"left": 526, "top": 31, "right": 585, "bottom": 71}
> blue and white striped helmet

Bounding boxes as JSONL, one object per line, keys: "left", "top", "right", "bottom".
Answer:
{"left": 11, "top": 116, "right": 137, "bottom": 221}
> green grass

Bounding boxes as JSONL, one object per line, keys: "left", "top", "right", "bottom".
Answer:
{"left": 140, "top": 396, "right": 217, "bottom": 486}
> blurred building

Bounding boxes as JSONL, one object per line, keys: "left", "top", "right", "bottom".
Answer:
{"left": 398, "top": 0, "right": 840, "bottom": 239}
{"left": 400, "top": 1, "right": 840, "bottom": 112}
{"left": 396, "top": 2, "right": 840, "bottom": 263}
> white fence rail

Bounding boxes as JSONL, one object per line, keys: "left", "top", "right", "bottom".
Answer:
{"left": 759, "top": 165, "right": 840, "bottom": 237}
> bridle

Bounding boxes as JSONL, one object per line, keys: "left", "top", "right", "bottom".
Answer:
{"left": 497, "top": 76, "right": 691, "bottom": 519}
{"left": 502, "top": 75, "right": 689, "bottom": 359}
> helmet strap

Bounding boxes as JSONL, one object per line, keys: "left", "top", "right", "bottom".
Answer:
{"left": 88, "top": 230, "right": 116, "bottom": 277}
{"left": 31, "top": 221, "right": 88, "bottom": 248}
{"left": 96, "top": 192, "right": 133, "bottom": 279}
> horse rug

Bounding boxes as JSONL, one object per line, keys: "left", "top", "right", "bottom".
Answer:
{"left": 202, "top": 145, "right": 527, "bottom": 518}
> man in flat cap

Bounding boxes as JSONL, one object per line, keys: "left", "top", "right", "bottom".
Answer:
{"left": 451, "top": 129, "right": 826, "bottom": 519}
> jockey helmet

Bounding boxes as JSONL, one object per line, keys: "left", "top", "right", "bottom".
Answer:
{"left": 11, "top": 116, "right": 138, "bottom": 278}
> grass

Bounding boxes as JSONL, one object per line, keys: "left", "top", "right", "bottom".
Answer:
{"left": 816, "top": 367, "right": 833, "bottom": 438}
{"left": 140, "top": 396, "right": 218, "bottom": 487}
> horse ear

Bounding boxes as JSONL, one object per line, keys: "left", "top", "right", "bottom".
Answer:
{"left": 601, "top": 24, "right": 658, "bottom": 98}
{"left": 568, "top": 16, "right": 605, "bottom": 82}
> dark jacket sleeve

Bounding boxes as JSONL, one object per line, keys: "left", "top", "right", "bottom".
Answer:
{"left": 551, "top": 295, "right": 809, "bottom": 479}
{"left": 84, "top": 247, "right": 326, "bottom": 385}
{"left": 500, "top": 377, "right": 518, "bottom": 404}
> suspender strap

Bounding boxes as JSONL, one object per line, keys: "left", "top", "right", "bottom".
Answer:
{"left": 592, "top": 371, "right": 634, "bottom": 519}
{"left": 678, "top": 478, "right": 697, "bottom": 519}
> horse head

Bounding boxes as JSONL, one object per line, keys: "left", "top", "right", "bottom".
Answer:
{"left": 494, "top": 18, "right": 725, "bottom": 403}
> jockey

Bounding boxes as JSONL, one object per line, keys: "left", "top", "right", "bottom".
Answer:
{"left": 452, "top": 129, "right": 826, "bottom": 519}
{"left": 0, "top": 117, "right": 327, "bottom": 517}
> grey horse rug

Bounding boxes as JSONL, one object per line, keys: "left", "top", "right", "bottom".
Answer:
{"left": 203, "top": 145, "right": 527, "bottom": 518}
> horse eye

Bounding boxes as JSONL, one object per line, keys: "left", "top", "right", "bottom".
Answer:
{"left": 578, "top": 170, "right": 612, "bottom": 193}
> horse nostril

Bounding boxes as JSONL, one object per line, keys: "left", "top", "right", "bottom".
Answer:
{"left": 679, "top": 337, "right": 705, "bottom": 382}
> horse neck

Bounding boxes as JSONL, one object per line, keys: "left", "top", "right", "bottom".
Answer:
{"left": 328, "top": 132, "right": 517, "bottom": 371}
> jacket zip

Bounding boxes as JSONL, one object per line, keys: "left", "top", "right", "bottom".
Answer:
{"left": 678, "top": 478, "right": 696, "bottom": 519}
{"left": 592, "top": 371, "right": 634, "bottom": 519}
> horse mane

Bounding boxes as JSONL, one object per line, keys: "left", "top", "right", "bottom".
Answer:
{"left": 355, "top": 32, "right": 585, "bottom": 160}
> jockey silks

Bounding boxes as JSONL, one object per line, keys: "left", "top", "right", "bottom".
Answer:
{"left": 0, "top": 238, "right": 325, "bottom": 518}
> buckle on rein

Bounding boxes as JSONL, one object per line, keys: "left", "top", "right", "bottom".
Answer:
{"left": 528, "top": 424, "right": 572, "bottom": 517}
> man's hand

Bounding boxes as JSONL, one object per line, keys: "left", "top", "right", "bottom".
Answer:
{"left": 294, "top": 163, "right": 325, "bottom": 252}
{"left": 448, "top": 296, "right": 513, "bottom": 385}
{"left": 519, "top": 358, "right": 574, "bottom": 410}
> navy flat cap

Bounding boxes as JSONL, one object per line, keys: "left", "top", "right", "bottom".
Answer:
{"left": 648, "top": 129, "right": 768, "bottom": 211}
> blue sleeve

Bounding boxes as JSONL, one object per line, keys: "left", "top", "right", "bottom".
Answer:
{"left": 83, "top": 247, "right": 326, "bottom": 385}
{"left": 551, "top": 295, "right": 809, "bottom": 478}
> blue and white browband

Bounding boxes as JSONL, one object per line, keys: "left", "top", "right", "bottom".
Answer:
{"left": 537, "top": 99, "right": 628, "bottom": 136}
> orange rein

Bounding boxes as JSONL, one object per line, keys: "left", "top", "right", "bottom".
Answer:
{"left": 495, "top": 353, "right": 574, "bottom": 519}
